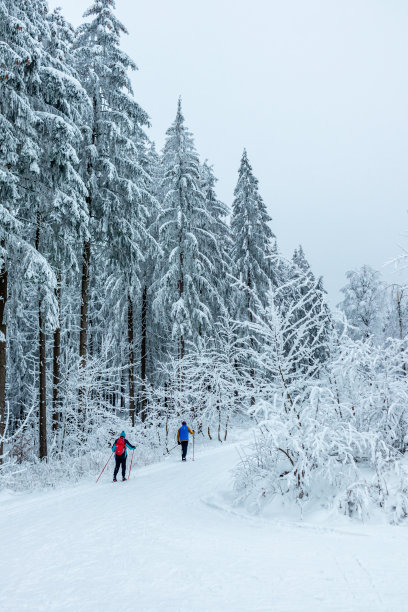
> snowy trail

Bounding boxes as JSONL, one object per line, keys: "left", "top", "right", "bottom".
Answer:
{"left": 1, "top": 439, "right": 408, "bottom": 612}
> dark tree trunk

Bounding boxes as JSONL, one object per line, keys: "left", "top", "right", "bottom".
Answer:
{"left": 79, "top": 239, "right": 91, "bottom": 367}
{"left": 224, "top": 412, "right": 230, "bottom": 441}
{"left": 78, "top": 239, "right": 91, "bottom": 418}
{"left": 0, "top": 249, "right": 7, "bottom": 464}
{"left": 247, "top": 270, "right": 255, "bottom": 406}
{"left": 79, "top": 102, "right": 95, "bottom": 404}
{"left": 177, "top": 246, "right": 185, "bottom": 406}
{"left": 39, "top": 306, "right": 47, "bottom": 459}
{"left": 36, "top": 215, "right": 47, "bottom": 460}
{"left": 180, "top": 335, "right": 185, "bottom": 360}
{"left": 217, "top": 405, "right": 222, "bottom": 442}
{"left": 120, "top": 374, "right": 125, "bottom": 410}
{"left": 52, "top": 277, "right": 61, "bottom": 431}
{"left": 128, "top": 295, "right": 135, "bottom": 427}
{"left": 163, "top": 381, "right": 168, "bottom": 424}
{"left": 396, "top": 289, "right": 407, "bottom": 376}
{"left": 178, "top": 249, "right": 184, "bottom": 360}
{"left": 140, "top": 285, "right": 148, "bottom": 423}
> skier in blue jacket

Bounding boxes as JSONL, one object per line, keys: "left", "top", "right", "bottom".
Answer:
{"left": 112, "top": 431, "right": 135, "bottom": 482}
{"left": 177, "top": 421, "right": 194, "bottom": 461}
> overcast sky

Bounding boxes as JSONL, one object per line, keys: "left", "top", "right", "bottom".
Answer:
{"left": 48, "top": 0, "right": 408, "bottom": 303}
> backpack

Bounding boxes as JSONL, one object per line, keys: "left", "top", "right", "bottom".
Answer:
{"left": 115, "top": 437, "right": 126, "bottom": 456}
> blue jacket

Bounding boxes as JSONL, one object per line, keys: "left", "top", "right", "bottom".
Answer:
{"left": 178, "top": 424, "right": 193, "bottom": 442}
{"left": 112, "top": 438, "right": 135, "bottom": 459}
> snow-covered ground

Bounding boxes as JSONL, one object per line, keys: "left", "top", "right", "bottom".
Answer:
{"left": 2, "top": 436, "right": 407, "bottom": 612}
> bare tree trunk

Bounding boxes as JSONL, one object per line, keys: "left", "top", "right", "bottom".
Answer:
{"left": 0, "top": 248, "right": 7, "bottom": 464}
{"left": 36, "top": 215, "right": 47, "bottom": 460}
{"left": 79, "top": 103, "right": 95, "bottom": 411}
{"left": 164, "top": 383, "right": 169, "bottom": 450}
{"left": 217, "top": 404, "right": 222, "bottom": 442}
{"left": 78, "top": 239, "right": 91, "bottom": 418}
{"left": 224, "top": 412, "right": 230, "bottom": 441}
{"left": 39, "top": 305, "right": 47, "bottom": 460}
{"left": 52, "top": 276, "right": 61, "bottom": 431}
{"left": 178, "top": 246, "right": 185, "bottom": 409}
{"left": 140, "top": 285, "right": 148, "bottom": 423}
{"left": 178, "top": 247, "right": 185, "bottom": 363}
{"left": 396, "top": 289, "right": 407, "bottom": 376}
{"left": 248, "top": 270, "right": 255, "bottom": 406}
{"left": 79, "top": 240, "right": 91, "bottom": 367}
{"left": 120, "top": 374, "right": 125, "bottom": 410}
{"left": 128, "top": 295, "right": 135, "bottom": 426}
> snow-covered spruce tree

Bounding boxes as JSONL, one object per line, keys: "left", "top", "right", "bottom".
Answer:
{"left": 287, "top": 246, "right": 330, "bottom": 374}
{"left": 231, "top": 150, "right": 274, "bottom": 316}
{"left": 230, "top": 150, "right": 274, "bottom": 399}
{"left": 338, "top": 265, "right": 385, "bottom": 341}
{"left": 93, "top": 133, "right": 157, "bottom": 428}
{"left": 93, "top": 142, "right": 158, "bottom": 428}
{"left": 42, "top": 6, "right": 91, "bottom": 442}
{"left": 29, "top": 1, "right": 91, "bottom": 458}
{"left": 0, "top": 0, "right": 38, "bottom": 460}
{"left": 199, "top": 161, "right": 232, "bottom": 320}
{"left": 135, "top": 143, "right": 162, "bottom": 422}
{"left": 0, "top": 0, "right": 88, "bottom": 459}
{"left": 154, "top": 99, "right": 224, "bottom": 363}
{"left": 74, "top": 0, "right": 150, "bottom": 417}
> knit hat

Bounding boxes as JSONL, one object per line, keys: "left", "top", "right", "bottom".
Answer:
{"left": 120, "top": 431, "right": 126, "bottom": 437}
{"left": 182, "top": 421, "right": 186, "bottom": 426}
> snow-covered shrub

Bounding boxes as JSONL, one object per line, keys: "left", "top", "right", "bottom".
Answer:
{"left": 233, "top": 282, "right": 408, "bottom": 523}
{"left": 234, "top": 393, "right": 408, "bottom": 523}
{"left": 339, "top": 459, "right": 408, "bottom": 524}
{"left": 332, "top": 336, "right": 408, "bottom": 452}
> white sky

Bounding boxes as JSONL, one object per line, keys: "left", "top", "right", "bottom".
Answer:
{"left": 48, "top": 0, "right": 408, "bottom": 303}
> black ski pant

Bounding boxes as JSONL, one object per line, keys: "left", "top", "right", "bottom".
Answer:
{"left": 181, "top": 441, "right": 188, "bottom": 460}
{"left": 114, "top": 454, "right": 127, "bottom": 479}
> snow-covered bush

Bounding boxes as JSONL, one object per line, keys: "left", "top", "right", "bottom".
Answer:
{"left": 233, "top": 283, "right": 408, "bottom": 523}
{"left": 234, "top": 401, "right": 408, "bottom": 523}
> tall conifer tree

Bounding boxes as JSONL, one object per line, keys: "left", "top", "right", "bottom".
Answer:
{"left": 154, "top": 100, "right": 223, "bottom": 359}
{"left": 74, "top": 0, "right": 150, "bottom": 404}
{"left": 230, "top": 150, "right": 274, "bottom": 401}
{"left": 231, "top": 149, "right": 274, "bottom": 323}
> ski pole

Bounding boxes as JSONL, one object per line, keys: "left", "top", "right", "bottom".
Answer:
{"left": 96, "top": 452, "right": 113, "bottom": 483}
{"left": 128, "top": 449, "right": 135, "bottom": 480}
{"left": 192, "top": 434, "right": 195, "bottom": 461}
{"left": 163, "top": 444, "right": 178, "bottom": 455}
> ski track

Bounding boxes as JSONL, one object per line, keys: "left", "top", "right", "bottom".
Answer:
{"left": 1, "top": 439, "right": 407, "bottom": 612}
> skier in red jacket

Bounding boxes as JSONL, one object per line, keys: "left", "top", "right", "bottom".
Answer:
{"left": 112, "top": 431, "right": 135, "bottom": 482}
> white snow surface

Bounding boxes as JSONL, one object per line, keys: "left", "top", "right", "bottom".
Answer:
{"left": 1, "top": 435, "right": 408, "bottom": 612}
